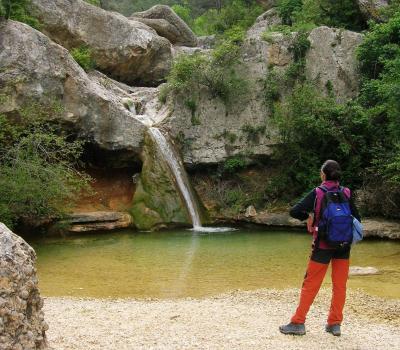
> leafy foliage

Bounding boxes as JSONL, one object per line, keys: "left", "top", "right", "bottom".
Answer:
{"left": 162, "top": 26, "right": 248, "bottom": 106}
{"left": 0, "top": 0, "right": 41, "bottom": 29}
{"left": 276, "top": 0, "right": 366, "bottom": 31}
{"left": 0, "top": 103, "right": 91, "bottom": 229}
{"left": 70, "top": 46, "right": 96, "bottom": 71}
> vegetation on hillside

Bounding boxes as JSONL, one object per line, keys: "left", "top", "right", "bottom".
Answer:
{"left": 262, "top": 7, "right": 400, "bottom": 218}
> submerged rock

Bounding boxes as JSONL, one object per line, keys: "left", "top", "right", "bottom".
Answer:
{"left": 30, "top": 0, "right": 172, "bottom": 85}
{"left": 131, "top": 5, "right": 198, "bottom": 47}
{"left": 0, "top": 20, "right": 146, "bottom": 166}
{"left": 349, "top": 266, "right": 380, "bottom": 276}
{"left": 0, "top": 223, "right": 48, "bottom": 350}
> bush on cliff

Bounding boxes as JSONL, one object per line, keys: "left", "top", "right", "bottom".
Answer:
{"left": 161, "top": 26, "right": 248, "bottom": 106}
{"left": 0, "top": 0, "right": 41, "bottom": 29}
{"left": 0, "top": 102, "right": 91, "bottom": 229}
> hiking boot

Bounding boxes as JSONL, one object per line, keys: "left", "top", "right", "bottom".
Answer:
{"left": 279, "top": 322, "right": 306, "bottom": 335}
{"left": 326, "top": 324, "right": 341, "bottom": 336}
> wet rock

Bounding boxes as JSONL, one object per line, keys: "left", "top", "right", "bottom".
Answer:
{"left": 59, "top": 211, "right": 133, "bottom": 233}
{"left": 131, "top": 5, "right": 197, "bottom": 47}
{"left": 30, "top": 0, "right": 172, "bottom": 85}
{"left": 349, "top": 266, "right": 380, "bottom": 276}
{"left": 130, "top": 131, "right": 204, "bottom": 230}
{"left": 0, "top": 223, "right": 48, "bottom": 350}
{"left": 0, "top": 21, "right": 146, "bottom": 167}
{"left": 305, "top": 26, "right": 364, "bottom": 102}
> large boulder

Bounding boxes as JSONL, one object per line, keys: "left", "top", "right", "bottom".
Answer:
{"left": 130, "top": 5, "right": 198, "bottom": 47}
{"left": 0, "top": 21, "right": 147, "bottom": 166}
{"left": 30, "top": 0, "right": 172, "bottom": 85}
{"left": 0, "top": 223, "right": 48, "bottom": 350}
{"left": 357, "top": 0, "right": 388, "bottom": 21}
{"left": 305, "top": 26, "right": 364, "bottom": 102}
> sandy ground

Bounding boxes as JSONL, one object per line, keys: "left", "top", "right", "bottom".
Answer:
{"left": 44, "top": 288, "right": 400, "bottom": 350}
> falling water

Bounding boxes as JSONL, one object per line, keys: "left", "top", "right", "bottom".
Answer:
{"left": 149, "top": 127, "right": 202, "bottom": 229}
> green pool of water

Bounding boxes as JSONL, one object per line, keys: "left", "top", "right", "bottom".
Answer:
{"left": 30, "top": 228, "right": 400, "bottom": 299}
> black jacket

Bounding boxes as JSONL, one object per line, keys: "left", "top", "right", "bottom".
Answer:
{"left": 289, "top": 188, "right": 361, "bottom": 222}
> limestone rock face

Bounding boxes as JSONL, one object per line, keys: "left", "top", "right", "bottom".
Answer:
{"left": 305, "top": 27, "right": 364, "bottom": 102}
{"left": 30, "top": 0, "right": 172, "bottom": 85}
{"left": 130, "top": 131, "right": 191, "bottom": 230}
{"left": 131, "top": 5, "right": 198, "bottom": 47}
{"left": 0, "top": 21, "right": 146, "bottom": 166}
{"left": 0, "top": 223, "right": 48, "bottom": 350}
{"left": 357, "top": 0, "right": 388, "bottom": 21}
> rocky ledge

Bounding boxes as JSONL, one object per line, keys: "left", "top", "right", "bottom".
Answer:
{"left": 59, "top": 211, "right": 133, "bottom": 233}
{"left": 220, "top": 209, "right": 400, "bottom": 240}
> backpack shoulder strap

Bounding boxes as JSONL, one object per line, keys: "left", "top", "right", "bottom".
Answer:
{"left": 318, "top": 185, "right": 328, "bottom": 192}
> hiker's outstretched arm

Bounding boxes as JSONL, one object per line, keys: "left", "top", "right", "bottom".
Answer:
{"left": 289, "top": 190, "right": 316, "bottom": 221}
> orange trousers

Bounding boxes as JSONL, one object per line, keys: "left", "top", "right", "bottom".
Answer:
{"left": 291, "top": 258, "right": 350, "bottom": 325}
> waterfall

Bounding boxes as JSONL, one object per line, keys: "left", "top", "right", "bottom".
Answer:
{"left": 148, "top": 127, "right": 202, "bottom": 230}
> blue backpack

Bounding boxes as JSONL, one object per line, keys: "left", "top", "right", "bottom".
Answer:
{"left": 317, "top": 186, "right": 353, "bottom": 248}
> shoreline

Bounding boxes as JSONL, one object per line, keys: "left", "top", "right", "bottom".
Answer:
{"left": 44, "top": 288, "right": 400, "bottom": 350}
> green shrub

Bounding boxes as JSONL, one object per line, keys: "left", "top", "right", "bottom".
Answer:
{"left": 193, "top": 0, "right": 263, "bottom": 35}
{"left": 163, "top": 27, "right": 248, "bottom": 106}
{"left": 1, "top": 0, "right": 41, "bottom": 29}
{"left": 0, "top": 103, "right": 91, "bottom": 229}
{"left": 172, "top": 4, "right": 193, "bottom": 26}
{"left": 276, "top": 0, "right": 303, "bottom": 25}
{"left": 223, "top": 156, "right": 246, "bottom": 174}
{"left": 70, "top": 46, "right": 96, "bottom": 71}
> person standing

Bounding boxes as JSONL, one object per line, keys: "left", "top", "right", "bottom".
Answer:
{"left": 279, "top": 160, "right": 361, "bottom": 337}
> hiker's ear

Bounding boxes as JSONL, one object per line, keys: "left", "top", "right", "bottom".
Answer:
{"left": 320, "top": 171, "right": 326, "bottom": 181}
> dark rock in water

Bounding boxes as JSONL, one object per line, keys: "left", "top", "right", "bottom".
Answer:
{"left": 0, "top": 223, "right": 48, "bottom": 350}
{"left": 30, "top": 0, "right": 172, "bottom": 85}
{"left": 131, "top": 5, "right": 198, "bottom": 47}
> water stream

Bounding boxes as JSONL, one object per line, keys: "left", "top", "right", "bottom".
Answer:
{"left": 149, "top": 127, "right": 202, "bottom": 229}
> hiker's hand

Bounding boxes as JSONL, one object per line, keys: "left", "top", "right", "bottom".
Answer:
{"left": 307, "top": 214, "right": 314, "bottom": 233}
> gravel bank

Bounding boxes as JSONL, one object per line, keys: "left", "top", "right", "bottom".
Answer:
{"left": 44, "top": 288, "right": 400, "bottom": 350}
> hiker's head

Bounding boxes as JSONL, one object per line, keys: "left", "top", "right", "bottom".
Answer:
{"left": 320, "top": 160, "right": 341, "bottom": 181}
